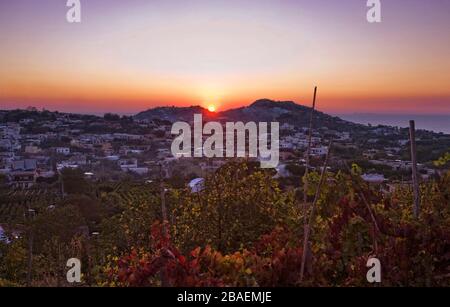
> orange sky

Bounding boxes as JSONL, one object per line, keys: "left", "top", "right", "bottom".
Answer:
{"left": 1, "top": 0, "right": 449, "bottom": 114}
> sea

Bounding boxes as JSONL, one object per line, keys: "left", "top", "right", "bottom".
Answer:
{"left": 338, "top": 114, "right": 450, "bottom": 134}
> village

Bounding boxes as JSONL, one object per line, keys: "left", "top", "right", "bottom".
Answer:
{"left": 0, "top": 108, "right": 447, "bottom": 195}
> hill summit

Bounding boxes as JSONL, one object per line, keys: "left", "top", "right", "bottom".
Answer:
{"left": 134, "top": 99, "right": 357, "bottom": 131}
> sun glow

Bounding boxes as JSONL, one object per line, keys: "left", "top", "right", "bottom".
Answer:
{"left": 208, "top": 105, "right": 216, "bottom": 112}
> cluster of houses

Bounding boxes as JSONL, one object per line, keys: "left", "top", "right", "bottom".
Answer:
{"left": 0, "top": 115, "right": 176, "bottom": 189}
{"left": 0, "top": 110, "right": 444, "bottom": 190}
{"left": 1, "top": 113, "right": 259, "bottom": 189}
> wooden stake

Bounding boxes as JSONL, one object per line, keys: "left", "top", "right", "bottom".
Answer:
{"left": 159, "top": 164, "right": 168, "bottom": 226}
{"left": 300, "top": 139, "right": 332, "bottom": 283}
{"left": 300, "top": 86, "right": 317, "bottom": 282}
{"left": 26, "top": 207, "right": 35, "bottom": 287}
{"left": 159, "top": 163, "right": 170, "bottom": 287}
{"left": 303, "top": 86, "right": 317, "bottom": 205}
{"left": 409, "top": 120, "right": 420, "bottom": 218}
{"left": 343, "top": 161, "right": 380, "bottom": 254}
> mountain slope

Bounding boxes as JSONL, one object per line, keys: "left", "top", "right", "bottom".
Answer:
{"left": 221, "top": 99, "right": 358, "bottom": 130}
{"left": 134, "top": 99, "right": 362, "bottom": 131}
{"left": 134, "top": 106, "right": 208, "bottom": 122}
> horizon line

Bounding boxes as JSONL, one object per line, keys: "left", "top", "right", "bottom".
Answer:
{"left": 1, "top": 105, "right": 450, "bottom": 117}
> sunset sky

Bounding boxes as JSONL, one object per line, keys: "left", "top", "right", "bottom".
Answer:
{"left": 0, "top": 0, "right": 449, "bottom": 115}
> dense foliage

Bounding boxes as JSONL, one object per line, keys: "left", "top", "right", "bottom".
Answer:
{"left": 0, "top": 162, "right": 449, "bottom": 287}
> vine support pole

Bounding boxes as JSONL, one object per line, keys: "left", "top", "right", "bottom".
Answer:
{"left": 343, "top": 161, "right": 380, "bottom": 255}
{"left": 26, "top": 207, "right": 36, "bottom": 287}
{"left": 303, "top": 86, "right": 317, "bottom": 206}
{"left": 158, "top": 163, "right": 170, "bottom": 287}
{"left": 300, "top": 139, "right": 333, "bottom": 283}
{"left": 409, "top": 120, "right": 420, "bottom": 219}
{"left": 159, "top": 163, "right": 168, "bottom": 225}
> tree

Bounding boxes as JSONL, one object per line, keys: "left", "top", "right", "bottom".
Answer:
{"left": 172, "top": 162, "right": 298, "bottom": 253}
{"left": 104, "top": 113, "right": 121, "bottom": 121}
{"left": 0, "top": 241, "right": 28, "bottom": 285}
{"left": 61, "top": 168, "right": 90, "bottom": 195}
{"left": 434, "top": 152, "right": 450, "bottom": 168}
{"left": 26, "top": 205, "right": 86, "bottom": 286}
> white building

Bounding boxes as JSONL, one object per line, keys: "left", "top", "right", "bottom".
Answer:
{"left": 118, "top": 158, "right": 138, "bottom": 171}
{"left": 189, "top": 178, "right": 205, "bottom": 193}
{"left": 310, "top": 146, "right": 329, "bottom": 156}
{"left": 362, "top": 173, "right": 387, "bottom": 184}
{"left": 56, "top": 147, "right": 70, "bottom": 155}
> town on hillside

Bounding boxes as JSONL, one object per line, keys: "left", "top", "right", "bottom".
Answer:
{"left": 0, "top": 105, "right": 448, "bottom": 194}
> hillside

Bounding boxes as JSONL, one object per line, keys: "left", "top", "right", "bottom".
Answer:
{"left": 134, "top": 105, "right": 210, "bottom": 123}
{"left": 134, "top": 99, "right": 363, "bottom": 132}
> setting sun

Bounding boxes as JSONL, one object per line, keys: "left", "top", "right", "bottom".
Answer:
{"left": 208, "top": 105, "right": 216, "bottom": 112}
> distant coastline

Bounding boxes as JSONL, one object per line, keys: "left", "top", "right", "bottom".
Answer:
{"left": 337, "top": 114, "right": 450, "bottom": 134}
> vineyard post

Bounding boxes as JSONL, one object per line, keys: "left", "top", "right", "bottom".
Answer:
{"left": 300, "top": 139, "right": 332, "bottom": 283}
{"left": 343, "top": 161, "right": 380, "bottom": 254}
{"left": 409, "top": 120, "right": 420, "bottom": 218}
{"left": 300, "top": 86, "right": 317, "bottom": 281}
{"left": 213, "top": 176, "right": 224, "bottom": 251}
{"left": 158, "top": 164, "right": 168, "bottom": 229}
{"left": 303, "top": 86, "right": 317, "bottom": 206}
{"left": 26, "top": 208, "right": 36, "bottom": 287}
{"left": 54, "top": 150, "right": 65, "bottom": 199}
{"left": 158, "top": 163, "right": 170, "bottom": 287}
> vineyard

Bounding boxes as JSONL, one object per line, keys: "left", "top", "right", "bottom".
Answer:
{"left": 104, "top": 164, "right": 450, "bottom": 287}
{"left": 0, "top": 163, "right": 449, "bottom": 287}
{"left": 0, "top": 188, "right": 61, "bottom": 224}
